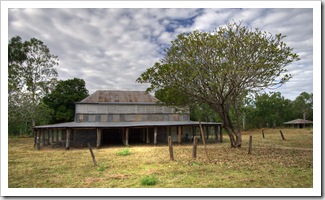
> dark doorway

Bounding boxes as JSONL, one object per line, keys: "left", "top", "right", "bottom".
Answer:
{"left": 129, "top": 128, "right": 146, "bottom": 144}
{"left": 102, "top": 128, "right": 123, "bottom": 145}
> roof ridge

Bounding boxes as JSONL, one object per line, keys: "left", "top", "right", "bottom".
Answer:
{"left": 80, "top": 90, "right": 158, "bottom": 103}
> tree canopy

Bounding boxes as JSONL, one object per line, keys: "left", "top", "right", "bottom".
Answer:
{"left": 292, "top": 92, "right": 313, "bottom": 120}
{"left": 8, "top": 36, "right": 59, "bottom": 134}
{"left": 137, "top": 21, "right": 300, "bottom": 147}
{"left": 43, "top": 78, "right": 89, "bottom": 123}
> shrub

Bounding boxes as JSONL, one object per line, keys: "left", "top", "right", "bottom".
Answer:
{"left": 117, "top": 148, "right": 130, "bottom": 156}
{"left": 141, "top": 175, "right": 158, "bottom": 186}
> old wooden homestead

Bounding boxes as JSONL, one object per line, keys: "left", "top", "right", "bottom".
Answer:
{"left": 34, "top": 90, "right": 222, "bottom": 150}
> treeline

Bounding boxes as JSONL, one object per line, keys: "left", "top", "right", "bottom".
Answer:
{"left": 8, "top": 36, "right": 88, "bottom": 136}
{"left": 8, "top": 36, "right": 312, "bottom": 135}
{"left": 190, "top": 91, "right": 313, "bottom": 130}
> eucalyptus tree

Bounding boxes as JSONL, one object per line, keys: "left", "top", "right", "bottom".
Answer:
{"left": 137, "top": 22, "right": 300, "bottom": 147}
{"left": 8, "top": 36, "right": 59, "bottom": 133}
{"left": 8, "top": 36, "right": 29, "bottom": 93}
{"left": 292, "top": 92, "right": 313, "bottom": 120}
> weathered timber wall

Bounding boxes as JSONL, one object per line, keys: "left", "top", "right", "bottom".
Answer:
{"left": 75, "top": 113, "right": 190, "bottom": 123}
{"left": 75, "top": 103, "right": 190, "bottom": 123}
{"left": 76, "top": 104, "right": 188, "bottom": 114}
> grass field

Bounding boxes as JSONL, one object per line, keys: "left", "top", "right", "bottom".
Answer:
{"left": 8, "top": 128, "right": 313, "bottom": 188}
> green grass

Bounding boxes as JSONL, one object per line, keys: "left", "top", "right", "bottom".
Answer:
{"left": 141, "top": 175, "right": 158, "bottom": 186}
{"left": 8, "top": 128, "right": 313, "bottom": 188}
{"left": 117, "top": 148, "right": 130, "bottom": 156}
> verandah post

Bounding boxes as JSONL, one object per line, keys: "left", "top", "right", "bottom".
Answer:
{"left": 51, "top": 129, "right": 54, "bottom": 144}
{"left": 154, "top": 127, "right": 157, "bottom": 146}
{"left": 215, "top": 125, "right": 219, "bottom": 143}
{"left": 96, "top": 128, "right": 102, "bottom": 148}
{"left": 66, "top": 128, "right": 71, "bottom": 150}
{"left": 36, "top": 129, "right": 41, "bottom": 150}
{"left": 125, "top": 128, "right": 129, "bottom": 146}
{"left": 177, "top": 126, "right": 182, "bottom": 145}
{"left": 47, "top": 129, "right": 50, "bottom": 145}
{"left": 220, "top": 125, "right": 223, "bottom": 143}
{"left": 33, "top": 129, "right": 37, "bottom": 147}
{"left": 206, "top": 126, "right": 209, "bottom": 140}
{"left": 146, "top": 127, "right": 150, "bottom": 144}
{"left": 42, "top": 129, "right": 45, "bottom": 146}
{"left": 56, "top": 129, "right": 59, "bottom": 142}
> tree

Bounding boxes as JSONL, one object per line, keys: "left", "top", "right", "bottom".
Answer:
{"left": 137, "top": 21, "right": 300, "bottom": 147}
{"left": 8, "top": 36, "right": 59, "bottom": 134}
{"left": 253, "top": 92, "right": 292, "bottom": 128}
{"left": 8, "top": 36, "right": 29, "bottom": 93}
{"left": 43, "top": 78, "right": 89, "bottom": 123}
{"left": 292, "top": 92, "right": 313, "bottom": 120}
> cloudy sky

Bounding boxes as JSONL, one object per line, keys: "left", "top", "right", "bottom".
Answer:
{"left": 7, "top": 3, "right": 315, "bottom": 100}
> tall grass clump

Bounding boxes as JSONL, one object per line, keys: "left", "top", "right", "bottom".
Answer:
{"left": 117, "top": 148, "right": 130, "bottom": 156}
{"left": 141, "top": 175, "right": 158, "bottom": 186}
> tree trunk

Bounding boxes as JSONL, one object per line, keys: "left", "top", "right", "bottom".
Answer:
{"left": 211, "top": 102, "right": 242, "bottom": 148}
{"left": 242, "top": 112, "right": 246, "bottom": 131}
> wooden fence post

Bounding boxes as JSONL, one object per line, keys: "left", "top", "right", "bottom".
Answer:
{"left": 248, "top": 135, "right": 253, "bottom": 155}
{"left": 280, "top": 130, "right": 286, "bottom": 140}
{"left": 262, "top": 130, "right": 265, "bottom": 138}
{"left": 66, "top": 128, "right": 71, "bottom": 150}
{"left": 87, "top": 143, "right": 97, "bottom": 166}
{"left": 192, "top": 136, "right": 198, "bottom": 159}
{"left": 168, "top": 136, "right": 174, "bottom": 161}
{"left": 199, "top": 122, "right": 209, "bottom": 160}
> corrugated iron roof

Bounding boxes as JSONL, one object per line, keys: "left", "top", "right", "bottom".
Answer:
{"left": 284, "top": 119, "right": 313, "bottom": 124}
{"left": 34, "top": 121, "right": 222, "bottom": 129}
{"left": 80, "top": 90, "right": 159, "bottom": 103}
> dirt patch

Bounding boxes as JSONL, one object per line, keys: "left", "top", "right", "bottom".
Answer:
{"left": 107, "top": 174, "right": 129, "bottom": 179}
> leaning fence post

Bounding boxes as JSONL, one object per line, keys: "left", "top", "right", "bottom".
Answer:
{"left": 248, "top": 135, "right": 253, "bottom": 155}
{"left": 87, "top": 143, "right": 97, "bottom": 166}
{"left": 168, "top": 136, "right": 174, "bottom": 161}
{"left": 280, "top": 130, "right": 286, "bottom": 140}
{"left": 192, "top": 136, "right": 198, "bottom": 159}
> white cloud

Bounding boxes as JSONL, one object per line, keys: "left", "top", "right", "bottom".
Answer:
{"left": 8, "top": 8, "right": 313, "bottom": 100}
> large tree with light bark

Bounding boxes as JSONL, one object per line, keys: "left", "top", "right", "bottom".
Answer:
{"left": 137, "top": 22, "right": 300, "bottom": 147}
{"left": 8, "top": 36, "right": 58, "bottom": 133}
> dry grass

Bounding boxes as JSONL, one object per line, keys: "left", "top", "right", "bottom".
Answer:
{"left": 8, "top": 128, "right": 313, "bottom": 188}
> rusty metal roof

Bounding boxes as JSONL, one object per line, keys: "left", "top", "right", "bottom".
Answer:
{"left": 80, "top": 90, "right": 159, "bottom": 103}
{"left": 284, "top": 119, "right": 313, "bottom": 124}
{"left": 34, "top": 121, "right": 222, "bottom": 129}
